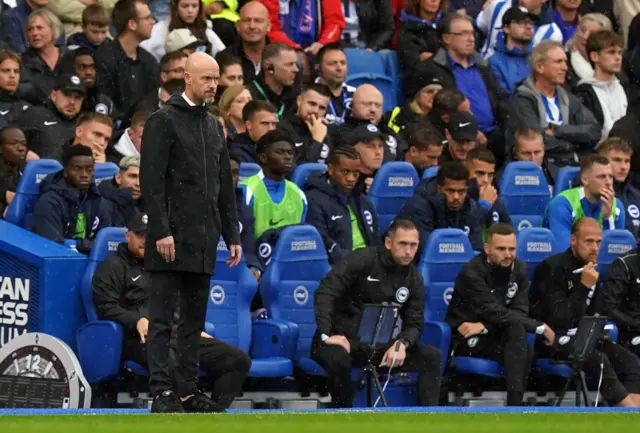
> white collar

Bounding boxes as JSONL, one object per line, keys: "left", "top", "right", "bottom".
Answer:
{"left": 182, "top": 92, "right": 197, "bottom": 106}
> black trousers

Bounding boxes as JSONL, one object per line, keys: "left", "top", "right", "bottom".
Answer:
{"left": 146, "top": 271, "right": 211, "bottom": 398}
{"left": 453, "top": 323, "right": 532, "bottom": 393}
{"left": 311, "top": 340, "right": 442, "bottom": 408}
{"left": 538, "top": 338, "right": 640, "bottom": 406}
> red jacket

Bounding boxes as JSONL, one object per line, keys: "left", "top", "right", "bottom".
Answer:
{"left": 259, "top": 0, "right": 345, "bottom": 49}
{"left": 390, "top": 0, "right": 406, "bottom": 49}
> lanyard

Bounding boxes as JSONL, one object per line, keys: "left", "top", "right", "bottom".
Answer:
{"left": 328, "top": 90, "right": 348, "bottom": 125}
{"left": 542, "top": 94, "right": 563, "bottom": 125}
{"left": 253, "top": 81, "right": 285, "bottom": 119}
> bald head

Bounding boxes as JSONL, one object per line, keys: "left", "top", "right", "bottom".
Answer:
{"left": 184, "top": 52, "right": 219, "bottom": 105}
{"left": 238, "top": 1, "right": 270, "bottom": 44}
{"left": 572, "top": 217, "right": 602, "bottom": 236}
{"left": 570, "top": 217, "right": 602, "bottom": 264}
{"left": 352, "top": 84, "right": 383, "bottom": 124}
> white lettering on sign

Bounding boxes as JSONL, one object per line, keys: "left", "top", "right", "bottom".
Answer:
{"left": 291, "top": 240, "right": 317, "bottom": 251}
{"left": 388, "top": 177, "right": 414, "bottom": 187}
{"left": 108, "top": 241, "right": 120, "bottom": 252}
{"left": 439, "top": 243, "right": 464, "bottom": 253}
{"left": 608, "top": 244, "right": 632, "bottom": 255}
{"left": 515, "top": 176, "right": 540, "bottom": 186}
{"left": 526, "top": 242, "right": 552, "bottom": 252}
{"left": 35, "top": 173, "right": 47, "bottom": 184}
{"left": 0, "top": 277, "right": 30, "bottom": 347}
{"left": 217, "top": 240, "right": 228, "bottom": 251}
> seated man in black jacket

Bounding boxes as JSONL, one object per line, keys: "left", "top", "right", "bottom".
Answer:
{"left": 446, "top": 223, "right": 555, "bottom": 406}
{"left": 305, "top": 146, "right": 380, "bottom": 264}
{"left": 98, "top": 155, "right": 143, "bottom": 227}
{"left": 530, "top": 217, "right": 640, "bottom": 407}
{"left": 0, "top": 126, "right": 26, "bottom": 217}
{"left": 92, "top": 213, "right": 251, "bottom": 411}
{"left": 312, "top": 219, "right": 442, "bottom": 408}
{"left": 230, "top": 100, "right": 278, "bottom": 164}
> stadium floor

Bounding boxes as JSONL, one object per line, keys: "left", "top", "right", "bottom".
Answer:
{"left": 1, "top": 408, "right": 639, "bottom": 432}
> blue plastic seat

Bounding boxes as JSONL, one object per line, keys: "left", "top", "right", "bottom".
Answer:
{"left": 93, "top": 162, "right": 120, "bottom": 186}
{"left": 260, "top": 225, "right": 332, "bottom": 376}
{"left": 516, "top": 228, "right": 559, "bottom": 282}
{"left": 290, "top": 163, "right": 327, "bottom": 189}
{"left": 383, "top": 50, "right": 404, "bottom": 106}
{"left": 344, "top": 48, "right": 386, "bottom": 75}
{"left": 421, "top": 165, "right": 439, "bottom": 180}
{"left": 598, "top": 229, "right": 636, "bottom": 281}
{"left": 345, "top": 73, "right": 397, "bottom": 112}
{"left": 4, "top": 159, "right": 62, "bottom": 229}
{"left": 554, "top": 166, "right": 581, "bottom": 196}
{"left": 368, "top": 162, "right": 419, "bottom": 232}
{"left": 239, "top": 162, "right": 261, "bottom": 182}
{"left": 498, "top": 162, "right": 551, "bottom": 232}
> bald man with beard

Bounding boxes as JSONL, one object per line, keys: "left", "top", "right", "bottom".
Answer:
{"left": 141, "top": 52, "right": 243, "bottom": 413}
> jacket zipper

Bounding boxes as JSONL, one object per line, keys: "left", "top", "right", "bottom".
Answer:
{"left": 200, "top": 113, "right": 208, "bottom": 262}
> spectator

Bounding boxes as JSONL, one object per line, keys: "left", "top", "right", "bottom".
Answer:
{"left": 158, "top": 77, "right": 185, "bottom": 108}
{"left": 19, "top": 9, "right": 68, "bottom": 106}
{"left": 66, "top": 4, "right": 112, "bottom": 52}
{"left": 213, "top": 52, "right": 244, "bottom": 103}
{"left": 248, "top": 43, "right": 299, "bottom": 117}
{"left": 202, "top": 0, "right": 240, "bottom": 47}
{"left": 398, "top": 122, "right": 444, "bottom": 177}
{"left": 91, "top": 213, "right": 250, "bottom": 411}
{"left": 610, "top": 100, "right": 640, "bottom": 191}
{"left": 497, "top": 127, "right": 556, "bottom": 188}
{"left": 385, "top": 76, "right": 442, "bottom": 134}
{"left": 439, "top": 111, "right": 477, "bottom": 165}
{"left": 553, "top": 0, "right": 581, "bottom": 43}
{"left": 511, "top": 40, "right": 600, "bottom": 167}
{"left": 446, "top": 223, "right": 554, "bottom": 406}
{"left": 315, "top": 43, "right": 354, "bottom": 126}
{"left": 219, "top": 1, "right": 271, "bottom": 82}
{"left": 98, "top": 155, "right": 143, "bottom": 226}
{"left": 341, "top": 123, "right": 385, "bottom": 185}
{"left": 396, "top": 0, "right": 445, "bottom": 82}
{"left": 0, "top": 0, "right": 49, "bottom": 54}
{"left": 239, "top": 129, "right": 308, "bottom": 239}
{"left": 230, "top": 100, "right": 278, "bottom": 163}
{"left": 18, "top": 74, "right": 85, "bottom": 161}
{"left": 31, "top": 144, "right": 112, "bottom": 253}
{"left": 0, "top": 126, "right": 27, "bottom": 217}
{"left": 218, "top": 85, "right": 252, "bottom": 141}
{"left": 260, "top": 0, "right": 345, "bottom": 55}
{"left": 564, "top": 13, "right": 612, "bottom": 90}
{"left": 340, "top": 0, "right": 394, "bottom": 51}
{"left": 69, "top": 48, "right": 117, "bottom": 117}
{"left": 110, "top": 110, "right": 149, "bottom": 161}
{"left": 488, "top": 7, "right": 535, "bottom": 95}
{"left": 574, "top": 30, "right": 627, "bottom": 140}
{"left": 96, "top": 0, "right": 159, "bottom": 127}
{"left": 140, "top": 0, "right": 225, "bottom": 62}
{"left": 71, "top": 112, "right": 114, "bottom": 163}
{"left": 543, "top": 154, "right": 625, "bottom": 249}
{"left": 426, "top": 87, "right": 470, "bottom": 136}
{"left": 159, "top": 50, "right": 188, "bottom": 83}
{"left": 305, "top": 146, "right": 380, "bottom": 264}
{"left": 0, "top": 50, "right": 31, "bottom": 124}
{"left": 277, "top": 83, "right": 332, "bottom": 164}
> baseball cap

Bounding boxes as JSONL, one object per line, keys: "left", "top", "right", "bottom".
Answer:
{"left": 127, "top": 213, "right": 148, "bottom": 234}
{"left": 346, "top": 123, "right": 385, "bottom": 146}
{"left": 165, "top": 29, "right": 201, "bottom": 53}
{"left": 54, "top": 74, "right": 86, "bottom": 95}
{"left": 501, "top": 6, "right": 539, "bottom": 27}
{"left": 445, "top": 111, "right": 478, "bottom": 142}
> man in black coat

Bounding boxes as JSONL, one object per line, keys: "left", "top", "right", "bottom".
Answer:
{"left": 312, "top": 219, "right": 442, "bottom": 408}
{"left": 140, "top": 52, "right": 242, "bottom": 414}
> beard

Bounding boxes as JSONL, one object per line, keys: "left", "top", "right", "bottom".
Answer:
{"left": 511, "top": 35, "right": 533, "bottom": 46}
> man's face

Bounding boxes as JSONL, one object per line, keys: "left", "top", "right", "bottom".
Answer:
{"left": 230, "top": 159, "right": 240, "bottom": 188}
{"left": 406, "top": 144, "right": 442, "bottom": 170}
{"left": 83, "top": 24, "right": 109, "bottom": 46}
{"left": 64, "top": 155, "right": 94, "bottom": 192}
{"left": 556, "top": 0, "right": 582, "bottom": 11}
{"left": 0, "top": 58, "right": 20, "bottom": 93}
{"left": 443, "top": 18, "right": 475, "bottom": 58}
{"left": 484, "top": 233, "right": 517, "bottom": 268}
{"left": 416, "top": 86, "right": 441, "bottom": 112}
{"left": 319, "top": 49, "right": 347, "bottom": 88}
{"left": 133, "top": 2, "right": 155, "bottom": 40}
{"left": 438, "top": 178, "right": 467, "bottom": 211}
{"left": 246, "top": 110, "right": 278, "bottom": 142}
{"left": 1, "top": 128, "right": 27, "bottom": 166}
{"left": 352, "top": 90, "right": 383, "bottom": 124}
{"left": 354, "top": 138, "right": 384, "bottom": 174}
{"left": 467, "top": 158, "right": 495, "bottom": 188}
{"left": 445, "top": 130, "right": 475, "bottom": 161}
{"left": 591, "top": 45, "right": 623, "bottom": 75}
{"left": 219, "top": 64, "right": 244, "bottom": 87}
{"left": 271, "top": 51, "right": 299, "bottom": 87}
{"left": 328, "top": 155, "right": 361, "bottom": 193}
{"left": 161, "top": 57, "right": 186, "bottom": 83}
{"left": 604, "top": 150, "right": 631, "bottom": 183}
{"left": 51, "top": 90, "right": 84, "bottom": 119}
{"left": 537, "top": 47, "right": 568, "bottom": 86}
{"left": 384, "top": 227, "right": 420, "bottom": 266}
{"left": 516, "top": 136, "right": 545, "bottom": 166}
{"left": 187, "top": 61, "right": 219, "bottom": 104}
{"left": 570, "top": 224, "right": 602, "bottom": 264}
{"left": 261, "top": 141, "right": 294, "bottom": 175}
{"left": 505, "top": 20, "right": 535, "bottom": 45}
{"left": 75, "top": 121, "right": 112, "bottom": 158}
{"left": 116, "top": 166, "right": 141, "bottom": 199}
{"left": 125, "top": 231, "right": 146, "bottom": 258}
{"left": 582, "top": 163, "right": 613, "bottom": 199}
{"left": 128, "top": 124, "right": 144, "bottom": 151}
{"left": 237, "top": 3, "right": 270, "bottom": 44}
{"left": 297, "top": 90, "right": 329, "bottom": 123}
{"left": 74, "top": 55, "right": 96, "bottom": 88}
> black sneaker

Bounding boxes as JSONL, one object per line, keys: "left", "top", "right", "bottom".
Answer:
{"left": 181, "top": 391, "right": 227, "bottom": 413}
{"left": 151, "top": 390, "right": 185, "bottom": 413}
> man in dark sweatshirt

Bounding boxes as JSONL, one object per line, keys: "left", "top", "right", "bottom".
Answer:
{"left": 229, "top": 100, "right": 278, "bottom": 164}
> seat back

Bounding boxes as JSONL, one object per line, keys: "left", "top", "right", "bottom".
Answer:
{"left": 239, "top": 162, "right": 261, "bottom": 182}
{"left": 344, "top": 48, "right": 386, "bottom": 75}
{"left": 422, "top": 165, "right": 439, "bottom": 180}
{"left": 419, "top": 229, "right": 476, "bottom": 321}
{"left": 516, "top": 228, "right": 558, "bottom": 282}
{"left": 368, "top": 162, "right": 419, "bottom": 232}
{"left": 4, "top": 159, "right": 62, "bottom": 228}
{"left": 290, "top": 163, "right": 327, "bottom": 189}
{"left": 80, "top": 227, "right": 126, "bottom": 322}
{"left": 206, "top": 238, "right": 257, "bottom": 352}
{"left": 93, "top": 162, "right": 120, "bottom": 186}
{"left": 260, "top": 225, "right": 331, "bottom": 360}
{"left": 383, "top": 50, "right": 404, "bottom": 106}
{"left": 345, "top": 73, "right": 396, "bottom": 112}
{"left": 554, "top": 166, "right": 581, "bottom": 196}
{"left": 598, "top": 230, "right": 636, "bottom": 281}
{"left": 498, "top": 162, "right": 551, "bottom": 232}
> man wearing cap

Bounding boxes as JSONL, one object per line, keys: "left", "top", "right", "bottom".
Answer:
{"left": 92, "top": 213, "right": 251, "bottom": 412}
{"left": 17, "top": 74, "right": 85, "bottom": 161}
{"left": 340, "top": 123, "right": 386, "bottom": 193}
{"left": 488, "top": 7, "right": 536, "bottom": 95}
{"left": 99, "top": 155, "right": 144, "bottom": 227}
{"left": 384, "top": 76, "right": 443, "bottom": 135}
{"left": 439, "top": 111, "right": 478, "bottom": 165}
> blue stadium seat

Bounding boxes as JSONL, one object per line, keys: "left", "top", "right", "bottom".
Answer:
{"left": 345, "top": 73, "right": 397, "bottom": 112}
{"left": 383, "top": 50, "right": 404, "bottom": 107}
{"left": 554, "top": 166, "right": 581, "bottom": 196}
{"left": 290, "top": 163, "right": 327, "bottom": 189}
{"left": 422, "top": 165, "right": 439, "bottom": 180}
{"left": 239, "top": 162, "right": 261, "bottom": 181}
{"left": 516, "top": 228, "right": 559, "bottom": 282}
{"left": 260, "top": 225, "right": 332, "bottom": 376}
{"left": 4, "top": 159, "right": 62, "bottom": 229}
{"left": 498, "top": 162, "right": 551, "bottom": 232}
{"left": 598, "top": 229, "right": 636, "bottom": 281}
{"left": 368, "top": 162, "right": 419, "bottom": 232}
{"left": 93, "top": 162, "right": 120, "bottom": 186}
{"left": 208, "top": 238, "right": 298, "bottom": 378}
{"left": 344, "top": 48, "right": 386, "bottom": 76}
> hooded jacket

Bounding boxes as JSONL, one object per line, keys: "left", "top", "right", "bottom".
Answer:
{"left": 98, "top": 177, "right": 142, "bottom": 227}
{"left": 574, "top": 77, "right": 628, "bottom": 140}
{"left": 113, "top": 128, "right": 141, "bottom": 159}
{"left": 488, "top": 34, "right": 532, "bottom": 95}
{"left": 229, "top": 132, "right": 259, "bottom": 164}
{"left": 140, "top": 93, "right": 240, "bottom": 274}
{"left": 0, "top": 91, "right": 31, "bottom": 124}
{"left": 19, "top": 46, "right": 69, "bottom": 106}
{"left": 31, "top": 170, "right": 112, "bottom": 254}
{"left": 511, "top": 76, "right": 600, "bottom": 166}
{"left": 396, "top": 10, "right": 440, "bottom": 82}
{"left": 602, "top": 248, "right": 640, "bottom": 343}
{"left": 277, "top": 113, "right": 332, "bottom": 165}
{"left": 304, "top": 172, "right": 380, "bottom": 264}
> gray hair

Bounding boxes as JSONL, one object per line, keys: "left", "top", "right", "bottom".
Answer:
{"left": 528, "top": 40, "right": 565, "bottom": 70}
{"left": 119, "top": 155, "right": 140, "bottom": 170}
